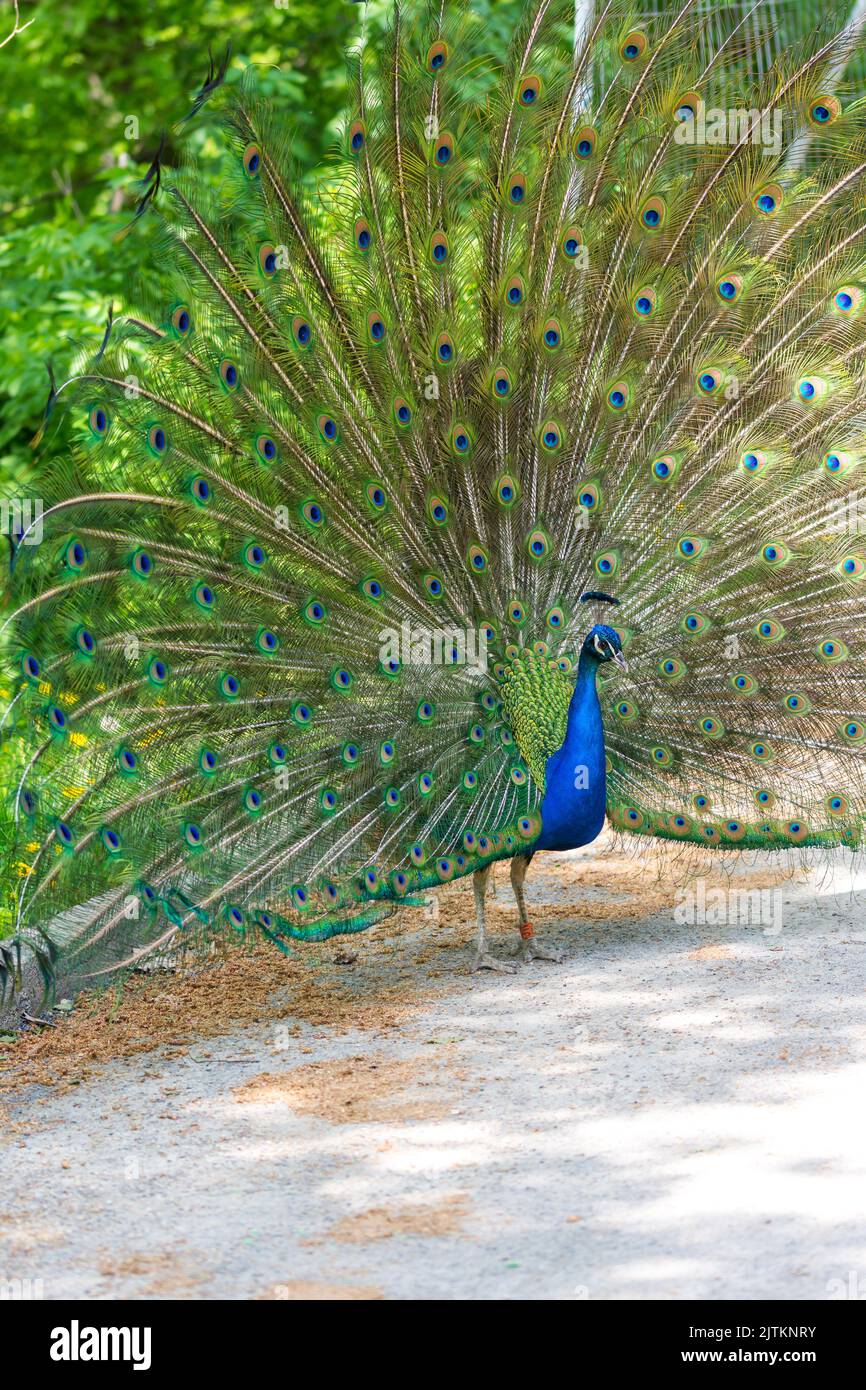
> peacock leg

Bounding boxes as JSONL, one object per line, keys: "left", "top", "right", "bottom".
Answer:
{"left": 511, "top": 853, "right": 564, "bottom": 964}
{"left": 470, "top": 864, "right": 517, "bottom": 973}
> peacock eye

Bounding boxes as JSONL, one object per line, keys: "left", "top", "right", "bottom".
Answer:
{"left": 243, "top": 144, "right": 261, "bottom": 177}
{"left": 595, "top": 551, "right": 619, "bottom": 577}
{"left": 301, "top": 498, "right": 325, "bottom": 527}
{"left": 451, "top": 424, "right": 472, "bottom": 454}
{"left": 753, "top": 184, "right": 783, "bottom": 216}
{"left": 430, "top": 231, "right": 449, "bottom": 265}
{"left": 367, "top": 311, "right": 386, "bottom": 343}
{"left": 467, "top": 544, "right": 488, "bottom": 572}
{"left": 426, "top": 41, "right": 449, "bottom": 73}
{"left": 435, "top": 332, "right": 455, "bottom": 364}
{"left": 259, "top": 244, "right": 279, "bottom": 278}
{"left": 526, "top": 529, "right": 550, "bottom": 560}
{"left": 354, "top": 218, "right": 371, "bottom": 252}
{"left": 65, "top": 538, "right": 87, "bottom": 570}
{"left": 423, "top": 572, "right": 444, "bottom": 598}
{"left": 808, "top": 94, "right": 840, "bottom": 125}
{"left": 697, "top": 367, "right": 723, "bottom": 395}
{"left": 518, "top": 74, "right": 541, "bottom": 107}
{"left": 607, "top": 382, "right": 629, "bottom": 411}
{"left": 148, "top": 424, "right": 168, "bottom": 455}
{"left": 243, "top": 542, "right": 267, "bottom": 568}
{"left": 292, "top": 317, "right": 312, "bottom": 349}
{"left": 507, "top": 172, "right": 527, "bottom": 204}
{"left": 171, "top": 304, "right": 192, "bottom": 336}
{"left": 561, "top": 225, "right": 584, "bottom": 260}
{"left": 255, "top": 434, "right": 277, "bottom": 464}
{"left": 433, "top": 132, "right": 454, "bottom": 165}
{"left": 349, "top": 120, "right": 366, "bottom": 154}
{"left": 219, "top": 358, "right": 239, "bottom": 389}
{"left": 620, "top": 30, "right": 647, "bottom": 60}
{"left": 640, "top": 196, "right": 665, "bottom": 230}
{"left": 88, "top": 405, "right": 109, "bottom": 438}
{"left": 573, "top": 126, "right": 597, "bottom": 160}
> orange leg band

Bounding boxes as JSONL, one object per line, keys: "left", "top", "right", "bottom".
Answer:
{"left": 519, "top": 920, "right": 535, "bottom": 940}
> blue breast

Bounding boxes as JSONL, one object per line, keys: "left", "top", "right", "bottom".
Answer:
{"left": 534, "top": 653, "right": 607, "bottom": 852}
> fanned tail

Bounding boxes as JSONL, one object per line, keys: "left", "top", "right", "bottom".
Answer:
{"left": 4, "top": 0, "right": 866, "bottom": 999}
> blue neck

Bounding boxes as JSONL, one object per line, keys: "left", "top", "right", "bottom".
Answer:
{"left": 535, "top": 648, "right": 607, "bottom": 852}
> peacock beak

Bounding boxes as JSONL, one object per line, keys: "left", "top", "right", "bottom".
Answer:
{"left": 612, "top": 650, "right": 628, "bottom": 673}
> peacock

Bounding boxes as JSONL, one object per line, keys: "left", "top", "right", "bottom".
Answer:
{"left": 4, "top": 0, "right": 866, "bottom": 996}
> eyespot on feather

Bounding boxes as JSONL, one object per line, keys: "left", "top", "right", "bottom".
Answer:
{"left": 541, "top": 318, "right": 562, "bottom": 349}
{"left": 639, "top": 196, "right": 666, "bottom": 231}
{"left": 573, "top": 126, "right": 597, "bottom": 159}
{"left": 258, "top": 244, "right": 279, "bottom": 277}
{"left": 426, "top": 41, "right": 449, "bottom": 74}
{"left": 753, "top": 183, "right": 783, "bottom": 216}
{"left": 317, "top": 412, "right": 339, "bottom": 443}
{"left": 435, "top": 331, "right": 455, "bottom": 364}
{"left": 491, "top": 367, "right": 512, "bottom": 399}
{"left": 242, "top": 143, "right": 261, "bottom": 177}
{"left": 170, "top": 303, "right": 192, "bottom": 336}
{"left": 219, "top": 358, "right": 239, "bottom": 390}
{"left": 432, "top": 131, "right": 455, "bottom": 166}
{"left": 504, "top": 274, "right": 526, "bottom": 306}
{"left": 354, "top": 217, "right": 372, "bottom": 252}
{"left": 807, "top": 94, "right": 840, "bottom": 126}
{"left": 606, "top": 381, "right": 630, "bottom": 411}
{"left": 348, "top": 120, "right": 366, "bottom": 154}
{"left": 620, "top": 30, "right": 647, "bottom": 61}
{"left": 716, "top": 274, "right": 742, "bottom": 303}
{"left": 632, "top": 287, "right": 656, "bottom": 317}
{"left": 518, "top": 74, "right": 541, "bottom": 106}
{"left": 561, "top": 225, "right": 584, "bottom": 261}
{"left": 430, "top": 231, "right": 449, "bottom": 266}
{"left": 505, "top": 170, "right": 527, "bottom": 205}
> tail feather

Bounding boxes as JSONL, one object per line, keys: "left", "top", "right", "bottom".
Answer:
{"left": 5, "top": 0, "right": 866, "bottom": 993}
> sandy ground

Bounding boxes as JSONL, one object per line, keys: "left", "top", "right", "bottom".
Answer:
{"left": 2, "top": 832, "right": 866, "bottom": 1302}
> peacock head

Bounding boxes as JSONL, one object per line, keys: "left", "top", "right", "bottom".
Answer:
{"left": 578, "top": 590, "right": 627, "bottom": 671}
{"left": 583, "top": 623, "right": 627, "bottom": 671}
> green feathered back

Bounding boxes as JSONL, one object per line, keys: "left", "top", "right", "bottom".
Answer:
{"left": 4, "top": 0, "right": 866, "bottom": 993}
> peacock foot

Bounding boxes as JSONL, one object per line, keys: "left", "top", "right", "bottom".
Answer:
{"left": 470, "top": 949, "right": 518, "bottom": 974}
{"left": 514, "top": 923, "right": 565, "bottom": 965}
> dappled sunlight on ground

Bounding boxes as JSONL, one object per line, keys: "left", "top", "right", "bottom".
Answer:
{"left": 2, "top": 835, "right": 865, "bottom": 1299}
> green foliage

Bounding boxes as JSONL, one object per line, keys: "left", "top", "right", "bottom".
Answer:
{"left": 0, "top": 0, "right": 524, "bottom": 493}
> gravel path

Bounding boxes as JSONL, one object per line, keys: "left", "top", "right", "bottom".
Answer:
{"left": 3, "top": 840, "right": 866, "bottom": 1301}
